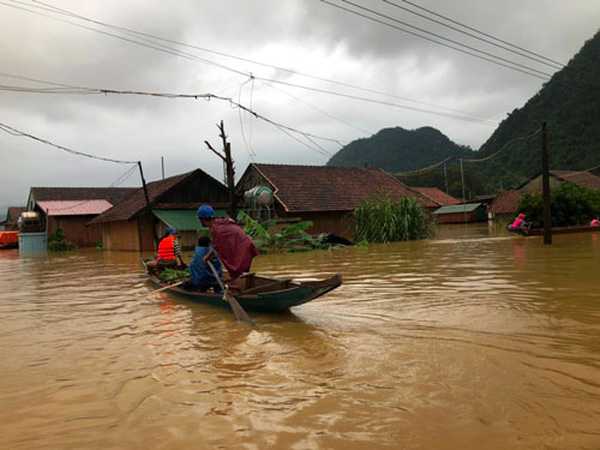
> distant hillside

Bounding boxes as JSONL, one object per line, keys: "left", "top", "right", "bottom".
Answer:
{"left": 327, "top": 126, "right": 474, "bottom": 173}
{"left": 477, "top": 29, "right": 600, "bottom": 189}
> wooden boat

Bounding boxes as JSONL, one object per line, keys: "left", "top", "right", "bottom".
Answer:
{"left": 520, "top": 224, "right": 600, "bottom": 236}
{"left": 146, "top": 267, "right": 342, "bottom": 313}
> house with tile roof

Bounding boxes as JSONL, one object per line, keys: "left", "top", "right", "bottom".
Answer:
{"left": 25, "top": 187, "right": 137, "bottom": 247}
{"left": 411, "top": 187, "right": 460, "bottom": 208}
{"left": 1, "top": 206, "right": 26, "bottom": 231}
{"left": 489, "top": 170, "right": 600, "bottom": 220}
{"left": 91, "top": 169, "right": 230, "bottom": 251}
{"left": 236, "top": 163, "right": 436, "bottom": 239}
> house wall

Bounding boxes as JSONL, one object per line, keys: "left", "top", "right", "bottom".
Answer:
{"left": 286, "top": 211, "right": 355, "bottom": 239}
{"left": 47, "top": 215, "right": 102, "bottom": 247}
{"left": 102, "top": 220, "right": 140, "bottom": 251}
{"left": 435, "top": 210, "right": 487, "bottom": 224}
{"left": 159, "top": 174, "right": 230, "bottom": 205}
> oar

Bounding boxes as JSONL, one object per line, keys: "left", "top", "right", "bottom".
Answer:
{"left": 151, "top": 279, "right": 186, "bottom": 294}
{"left": 207, "top": 260, "right": 255, "bottom": 326}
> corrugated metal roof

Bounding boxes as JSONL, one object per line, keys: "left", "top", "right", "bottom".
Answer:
{"left": 37, "top": 200, "right": 113, "bottom": 216}
{"left": 152, "top": 209, "right": 226, "bottom": 232}
{"left": 433, "top": 203, "right": 482, "bottom": 215}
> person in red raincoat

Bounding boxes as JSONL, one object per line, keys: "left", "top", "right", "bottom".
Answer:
{"left": 197, "top": 204, "right": 258, "bottom": 281}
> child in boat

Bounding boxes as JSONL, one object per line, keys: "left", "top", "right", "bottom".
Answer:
{"left": 184, "top": 236, "right": 222, "bottom": 292}
{"left": 509, "top": 213, "right": 529, "bottom": 231}
{"left": 591, "top": 218, "right": 600, "bottom": 227}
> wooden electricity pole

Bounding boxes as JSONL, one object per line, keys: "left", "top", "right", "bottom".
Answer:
{"left": 205, "top": 121, "right": 237, "bottom": 218}
{"left": 541, "top": 122, "right": 552, "bottom": 245}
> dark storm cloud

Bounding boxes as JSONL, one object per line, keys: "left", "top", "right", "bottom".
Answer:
{"left": 1, "top": 0, "right": 599, "bottom": 209}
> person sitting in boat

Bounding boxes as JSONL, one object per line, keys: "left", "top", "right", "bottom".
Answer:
{"left": 591, "top": 217, "right": 600, "bottom": 227}
{"left": 508, "top": 213, "right": 529, "bottom": 232}
{"left": 196, "top": 204, "right": 258, "bottom": 281}
{"left": 183, "top": 236, "right": 222, "bottom": 292}
{"left": 155, "top": 227, "right": 185, "bottom": 267}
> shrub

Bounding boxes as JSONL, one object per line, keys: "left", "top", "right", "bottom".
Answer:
{"left": 354, "top": 196, "right": 432, "bottom": 243}
{"left": 48, "top": 228, "right": 76, "bottom": 252}
{"left": 517, "top": 182, "right": 600, "bottom": 227}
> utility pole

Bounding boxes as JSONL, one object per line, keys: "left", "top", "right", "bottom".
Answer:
{"left": 459, "top": 158, "right": 467, "bottom": 223}
{"left": 137, "top": 161, "right": 154, "bottom": 251}
{"left": 205, "top": 121, "right": 237, "bottom": 218}
{"left": 443, "top": 161, "right": 449, "bottom": 194}
{"left": 161, "top": 156, "right": 165, "bottom": 180}
{"left": 541, "top": 122, "right": 552, "bottom": 245}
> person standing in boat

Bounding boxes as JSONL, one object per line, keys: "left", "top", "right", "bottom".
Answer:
{"left": 196, "top": 204, "right": 258, "bottom": 281}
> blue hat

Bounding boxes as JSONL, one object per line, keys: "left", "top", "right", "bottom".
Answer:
{"left": 197, "top": 204, "right": 215, "bottom": 219}
{"left": 165, "top": 227, "right": 177, "bottom": 235}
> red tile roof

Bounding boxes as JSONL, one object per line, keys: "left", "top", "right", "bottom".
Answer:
{"left": 490, "top": 190, "right": 522, "bottom": 215}
{"left": 411, "top": 187, "right": 460, "bottom": 207}
{"left": 90, "top": 171, "right": 195, "bottom": 224}
{"left": 245, "top": 164, "right": 436, "bottom": 212}
{"left": 551, "top": 170, "right": 600, "bottom": 190}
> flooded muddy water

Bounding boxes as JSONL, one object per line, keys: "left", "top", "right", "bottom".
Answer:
{"left": 1, "top": 225, "right": 600, "bottom": 449}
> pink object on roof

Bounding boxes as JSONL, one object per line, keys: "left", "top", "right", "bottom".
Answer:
{"left": 37, "top": 200, "right": 114, "bottom": 216}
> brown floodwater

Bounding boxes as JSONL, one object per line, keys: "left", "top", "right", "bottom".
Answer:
{"left": 1, "top": 224, "right": 600, "bottom": 450}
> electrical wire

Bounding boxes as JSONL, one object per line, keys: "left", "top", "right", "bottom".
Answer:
{"left": 321, "top": 0, "right": 551, "bottom": 80}
{"left": 13, "top": 0, "right": 503, "bottom": 117}
{"left": 462, "top": 128, "right": 541, "bottom": 163}
{"left": 381, "top": 0, "right": 563, "bottom": 70}
{"left": 0, "top": 121, "right": 138, "bottom": 164}
{"left": 393, "top": 0, "right": 565, "bottom": 67}
{"left": 0, "top": 0, "right": 499, "bottom": 125}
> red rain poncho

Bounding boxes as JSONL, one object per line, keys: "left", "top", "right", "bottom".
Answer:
{"left": 210, "top": 218, "right": 258, "bottom": 280}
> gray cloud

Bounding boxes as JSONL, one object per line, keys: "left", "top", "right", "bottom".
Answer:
{"left": 1, "top": 0, "right": 599, "bottom": 209}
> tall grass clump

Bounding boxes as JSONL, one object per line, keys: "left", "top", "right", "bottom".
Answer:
{"left": 354, "top": 196, "right": 432, "bottom": 243}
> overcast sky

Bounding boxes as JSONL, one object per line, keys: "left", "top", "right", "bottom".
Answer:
{"left": 1, "top": 0, "right": 599, "bottom": 210}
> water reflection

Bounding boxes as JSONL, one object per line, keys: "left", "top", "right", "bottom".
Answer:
{"left": 1, "top": 225, "right": 600, "bottom": 449}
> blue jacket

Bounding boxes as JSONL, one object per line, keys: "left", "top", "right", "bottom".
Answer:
{"left": 190, "top": 246, "right": 222, "bottom": 287}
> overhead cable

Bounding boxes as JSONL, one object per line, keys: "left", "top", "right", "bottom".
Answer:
{"left": 0, "top": 121, "right": 138, "bottom": 164}
{"left": 393, "top": 0, "right": 565, "bottom": 67}
{"left": 0, "top": 1, "right": 497, "bottom": 125}
{"left": 321, "top": 0, "right": 551, "bottom": 80}
{"left": 381, "top": 0, "right": 563, "bottom": 69}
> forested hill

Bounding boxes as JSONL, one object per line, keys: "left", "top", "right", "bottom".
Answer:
{"left": 327, "top": 126, "right": 474, "bottom": 172}
{"left": 477, "top": 29, "right": 600, "bottom": 189}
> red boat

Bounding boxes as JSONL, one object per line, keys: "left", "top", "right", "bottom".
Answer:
{"left": 0, "top": 231, "right": 19, "bottom": 249}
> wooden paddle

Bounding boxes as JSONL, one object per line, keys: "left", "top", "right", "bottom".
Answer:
{"left": 207, "top": 260, "right": 255, "bottom": 326}
{"left": 151, "top": 280, "right": 186, "bottom": 294}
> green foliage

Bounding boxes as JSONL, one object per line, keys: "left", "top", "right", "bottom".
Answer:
{"left": 95, "top": 240, "right": 103, "bottom": 250}
{"left": 48, "top": 228, "right": 76, "bottom": 252}
{"left": 237, "top": 211, "right": 332, "bottom": 253}
{"left": 477, "top": 30, "right": 600, "bottom": 191}
{"left": 159, "top": 268, "right": 190, "bottom": 283}
{"left": 518, "top": 183, "right": 600, "bottom": 227}
{"left": 354, "top": 196, "right": 432, "bottom": 243}
{"left": 398, "top": 163, "right": 486, "bottom": 200}
{"left": 327, "top": 126, "right": 474, "bottom": 172}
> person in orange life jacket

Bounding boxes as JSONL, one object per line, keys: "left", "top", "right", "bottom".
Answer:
{"left": 156, "top": 227, "right": 185, "bottom": 267}
{"left": 196, "top": 204, "right": 258, "bottom": 281}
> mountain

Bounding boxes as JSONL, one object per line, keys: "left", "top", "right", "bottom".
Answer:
{"left": 477, "top": 30, "right": 600, "bottom": 189}
{"left": 327, "top": 126, "right": 474, "bottom": 173}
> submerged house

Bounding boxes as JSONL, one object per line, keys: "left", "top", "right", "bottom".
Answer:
{"left": 1, "top": 206, "right": 26, "bottom": 231}
{"left": 488, "top": 170, "right": 600, "bottom": 219}
{"left": 411, "top": 187, "right": 460, "bottom": 208}
{"left": 236, "top": 163, "right": 436, "bottom": 239}
{"left": 432, "top": 203, "right": 487, "bottom": 224}
{"left": 90, "top": 169, "right": 230, "bottom": 251}
{"left": 26, "top": 187, "right": 136, "bottom": 247}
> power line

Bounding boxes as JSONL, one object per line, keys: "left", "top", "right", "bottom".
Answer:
{"left": 0, "top": 121, "right": 138, "bottom": 164}
{"left": 0, "top": 1, "right": 498, "bottom": 126}
{"left": 321, "top": 0, "right": 552, "bottom": 80}
{"left": 462, "top": 128, "right": 541, "bottom": 163}
{"left": 392, "top": 0, "right": 565, "bottom": 68}
{"left": 15, "top": 0, "right": 500, "bottom": 118}
{"left": 381, "top": 0, "right": 563, "bottom": 70}
{"left": 396, "top": 156, "right": 454, "bottom": 176}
